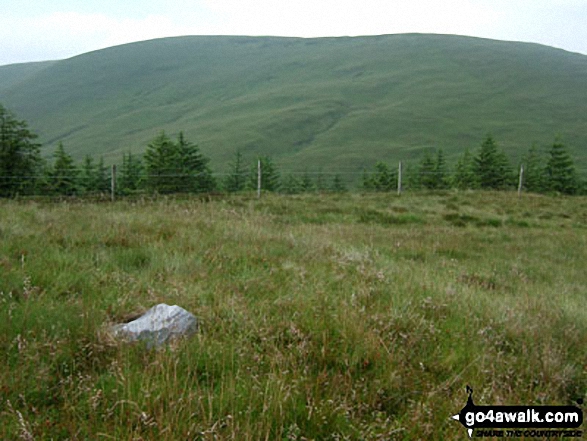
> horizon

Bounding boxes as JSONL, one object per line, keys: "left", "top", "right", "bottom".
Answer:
{"left": 2, "top": 0, "right": 587, "bottom": 66}
{"left": 2, "top": 32, "right": 587, "bottom": 68}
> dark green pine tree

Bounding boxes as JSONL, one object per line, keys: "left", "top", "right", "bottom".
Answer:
{"left": 50, "top": 142, "right": 78, "bottom": 195}
{"left": 361, "top": 169, "right": 374, "bottom": 191}
{"left": 331, "top": 174, "right": 347, "bottom": 193}
{"left": 281, "top": 174, "right": 302, "bottom": 194}
{"left": 371, "top": 162, "right": 396, "bottom": 192}
{"left": 176, "top": 132, "right": 215, "bottom": 193}
{"left": 434, "top": 149, "right": 449, "bottom": 189}
{"left": 544, "top": 139, "right": 578, "bottom": 194}
{"left": 403, "top": 162, "right": 420, "bottom": 190}
{"left": 120, "top": 152, "right": 144, "bottom": 194}
{"left": 79, "top": 156, "right": 109, "bottom": 193}
{"left": 315, "top": 171, "right": 327, "bottom": 193}
{"left": 419, "top": 152, "right": 437, "bottom": 189}
{"left": 79, "top": 155, "right": 97, "bottom": 193}
{"left": 223, "top": 150, "right": 246, "bottom": 193}
{"left": 496, "top": 149, "right": 513, "bottom": 187}
{"left": 35, "top": 160, "right": 53, "bottom": 196}
{"left": 300, "top": 170, "right": 315, "bottom": 193}
{"left": 94, "top": 157, "right": 110, "bottom": 193}
{"left": 474, "top": 135, "right": 511, "bottom": 189}
{"left": 521, "top": 144, "right": 544, "bottom": 193}
{"left": 0, "top": 104, "right": 42, "bottom": 197}
{"left": 249, "top": 156, "right": 280, "bottom": 192}
{"left": 452, "top": 148, "right": 477, "bottom": 189}
{"left": 144, "top": 131, "right": 179, "bottom": 193}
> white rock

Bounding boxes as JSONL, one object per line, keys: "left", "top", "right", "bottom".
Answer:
{"left": 113, "top": 303, "right": 198, "bottom": 346}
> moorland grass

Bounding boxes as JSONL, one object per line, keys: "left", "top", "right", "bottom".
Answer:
{"left": 0, "top": 191, "right": 586, "bottom": 439}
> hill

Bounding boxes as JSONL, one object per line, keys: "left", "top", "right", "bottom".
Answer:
{"left": 0, "top": 60, "right": 56, "bottom": 92}
{"left": 1, "top": 34, "right": 587, "bottom": 173}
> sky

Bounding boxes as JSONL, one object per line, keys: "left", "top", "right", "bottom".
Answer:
{"left": 1, "top": 0, "right": 587, "bottom": 66}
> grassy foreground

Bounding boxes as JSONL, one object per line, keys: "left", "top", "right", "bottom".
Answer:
{"left": 0, "top": 192, "right": 585, "bottom": 440}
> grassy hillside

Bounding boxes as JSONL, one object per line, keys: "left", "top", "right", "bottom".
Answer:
{"left": 1, "top": 34, "right": 587, "bottom": 173}
{"left": 0, "top": 60, "right": 56, "bottom": 93}
{"left": 0, "top": 193, "right": 586, "bottom": 439}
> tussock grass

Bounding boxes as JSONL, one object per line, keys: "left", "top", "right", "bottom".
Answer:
{"left": 0, "top": 192, "right": 586, "bottom": 439}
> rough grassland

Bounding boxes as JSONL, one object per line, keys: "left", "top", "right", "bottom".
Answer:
{"left": 0, "top": 192, "right": 586, "bottom": 440}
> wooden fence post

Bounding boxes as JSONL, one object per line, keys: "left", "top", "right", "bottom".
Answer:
{"left": 397, "top": 161, "right": 402, "bottom": 196}
{"left": 517, "top": 164, "right": 524, "bottom": 198}
{"left": 257, "top": 159, "right": 261, "bottom": 198}
{"left": 111, "top": 164, "right": 116, "bottom": 202}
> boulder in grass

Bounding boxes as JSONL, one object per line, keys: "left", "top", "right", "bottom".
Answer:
{"left": 112, "top": 303, "right": 198, "bottom": 347}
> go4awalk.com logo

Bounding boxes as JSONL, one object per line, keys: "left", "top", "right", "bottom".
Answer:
{"left": 451, "top": 386, "right": 583, "bottom": 438}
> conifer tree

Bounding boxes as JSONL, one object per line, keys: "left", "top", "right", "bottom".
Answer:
{"left": 474, "top": 135, "right": 511, "bottom": 189}
{"left": 94, "top": 157, "right": 110, "bottom": 193}
{"left": 33, "top": 160, "right": 52, "bottom": 196}
{"left": 544, "top": 139, "right": 578, "bottom": 194}
{"left": 315, "top": 171, "right": 327, "bottom": 192}
{"left": 0, "top": 104, "right": 42, "bottom": 196}
{"left": 79, "top": 156, "right": 110, "bottom": 194}
{"left": 50, "top": 142, "right": 78, "bottom": 195}
{"left": 371, "top": 162, "right": 396, "bottom": 192}
{"left": 361, "top": 169, "right": 374, "bottom": 191}
{"left": 120, "top": 152, "right": 144, "bottom": 194}
{"left": 419, "top": 152, "right": 436, "bottom": 189}
{"left": 331, "top": 174, "right": 347, "bottom": 193}
{"left": 144, "top": 131, "right": 177, "bottom": 193}
{"left": 224, "top": 150, "right": 246, "bottom": 193}
{"left": 79, "top": 155, "right": 97, "bottom": 193}
{"left": 176, "top": 132, "right": 215, "bottom": 193}
{"left": 418, "top": 150, "right": 448, "bottom": 190}
{"left": 434, "top": 149, "right": 449, "bottom": 189}
{"left": 300, "top": 170, "right": 315, "bottom": 193}
{"left": 403, "top": 162, "right": 420, "bottom": 190}
{"left": 281, "top": 174, "right": 302, "bottom": 194}
{"left": 249, "top": 156, "right": 280, "bottom": 192}
{"left": 144, "top": 131, "right": 214, "bottom": 193}
{"left": 452, "top": 148, "right": 477, "bottom": 189}
{"left": 521, "top": 144, "right": 544, "bottom": 193}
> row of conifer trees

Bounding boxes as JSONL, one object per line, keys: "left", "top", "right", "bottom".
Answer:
{"left": 0, "top": 103, "right": 582, "bottom": 197}
{"left": 365, "top": 135, "right": 581, "bottom": 195}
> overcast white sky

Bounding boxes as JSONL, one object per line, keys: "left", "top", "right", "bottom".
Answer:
{"left": 1, "top": 0, "right": 586, "bottom": 66}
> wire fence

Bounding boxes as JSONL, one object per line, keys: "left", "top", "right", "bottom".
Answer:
{"left": 1, "top": 164, "right": 587, "bottom": 200}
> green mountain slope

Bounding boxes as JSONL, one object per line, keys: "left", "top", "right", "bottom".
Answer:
{"left": 0, "top": 60, "right": 56, "bottom": 93}
{"left": 1, "top": 34, "right": 586, "bottom": 172}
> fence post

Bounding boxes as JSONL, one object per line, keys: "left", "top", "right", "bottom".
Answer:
{"left": 517, "top": 164, "right": 524, "bottom": 198}
{"left": 111, "top": 164, "right": 116, "bottom": 202}
{"left": 397, "top": 161, "right": 402, "bottom": 196}
{"left": 257, "top": 159, "right": 261, "bottom": 198}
